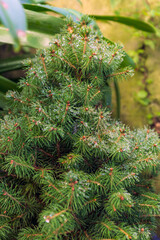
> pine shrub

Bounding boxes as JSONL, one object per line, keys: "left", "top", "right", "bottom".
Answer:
{"left": 0, "top": 17, "right": 160, "bottom": 240}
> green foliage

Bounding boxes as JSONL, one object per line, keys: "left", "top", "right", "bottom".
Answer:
{"left": 0, "top": 18, "right": 160, "bottom": 240}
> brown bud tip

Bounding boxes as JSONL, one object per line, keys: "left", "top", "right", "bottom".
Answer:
{"left": 110, "top": 168, "right": 113, "bottom": 171}
{"left": 85, "top": 108, "right": 89, "bottom": 111}
{"left": 48, "top": 90, "right": 51, "bottom": 93}
{"left": 3, "top": 211, "right": 6, "bottom": 214}
{"left": 100, "top": 115, "right": 104, "bottom": 119}
{"left": 67, "top": 26, "right": 73, "bottom": 33}
{"left": 120, "top": 148, "right": 123, "bottom": 152}
{"left": 95, "top": 76, "right": 97, "bottom": 79}
{"left": 14, "top": 123, "right": 18, "bottom": 127}
{"left": 120, "top": 196, "right": 124, "bottom": 201}
{"left": 80, "top": 121, "right": 83, "bottom": 124}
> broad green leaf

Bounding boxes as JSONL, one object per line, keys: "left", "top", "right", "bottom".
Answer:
{"left": 23, "top": 5, "right": 100, "bottom": 33}
{"left": 0, "top": 26, "right": 53, "bottom": 48}
{"left": 25, "top": 9, "right": 64, "bottom": 35}
{"left": 0, "top": 54, "right": 34, "bottom": 74}
{"left": 0, "top": 0, "right": 27, "bottom": 51}
{"left": 0, "top": 75, "right": 18, "bottom": 93}
{"left": 23, "top": 4, "right": 82, "bottom": 21}
{"left": 23, "top": 5, "right": 156, "bottom": 33}
{"left": 89, "top": 15, "right": 156, "bottom": 33}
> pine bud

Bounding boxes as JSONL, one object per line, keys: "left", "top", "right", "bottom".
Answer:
{"left": 120, "top": 196, "right": 124, "bottom": 201}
